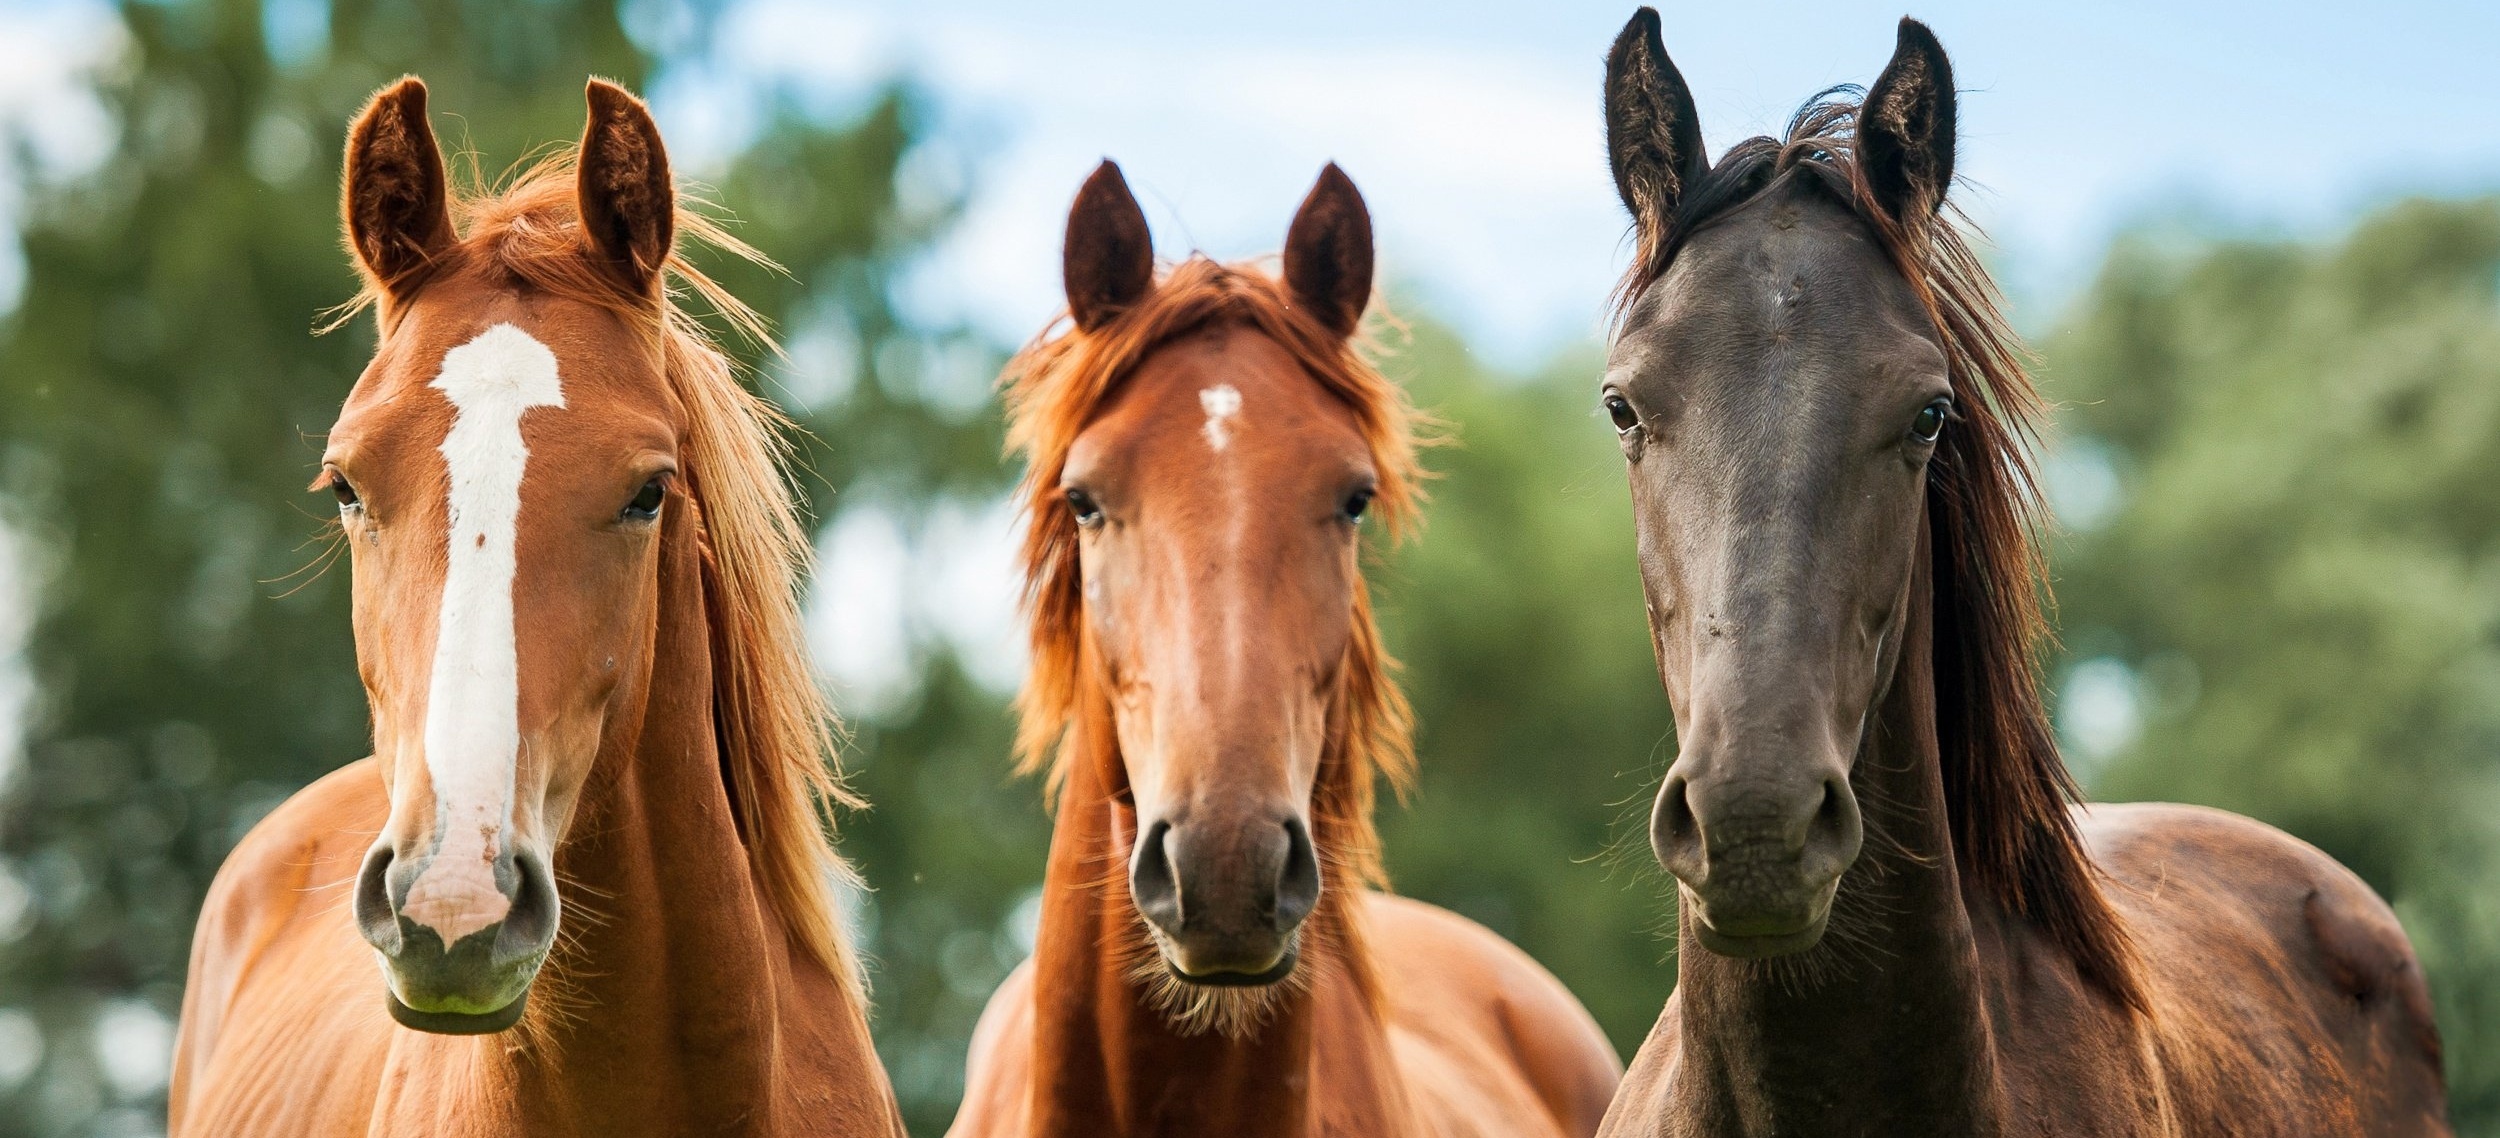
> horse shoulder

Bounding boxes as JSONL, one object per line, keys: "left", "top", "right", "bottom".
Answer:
{"left": 2077, "top": 801, "right": 2449, "bottom": 1136}
{"left": 1360, "top": 892, "right": 1623, "bottom": 1138}
{"left": 946, "top": 956, "right": 1037, "bottom": 1138}
{"left": 172, "top": 758, "right": 391, "bottom": 1136}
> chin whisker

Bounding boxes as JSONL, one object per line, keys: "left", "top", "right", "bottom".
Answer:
{"left": 1114, "top": 907, "right": 1311, "bottom": 1039}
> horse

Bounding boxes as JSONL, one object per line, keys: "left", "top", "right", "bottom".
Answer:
{"left": 167, "top": 78, "right": 904, "bottom": 1136}
{"left": 1589, "top": 11, "right": 2449, "bottom": 1136}
{"left": 945, "top": 161, "right": 1623, "bottom": 1138}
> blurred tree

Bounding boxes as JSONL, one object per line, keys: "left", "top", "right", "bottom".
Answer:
{"left": 1369, "top": 316, "right": 1678, "bottom": 1053}
{"left": 29, "top": 4, "right": 2496, "bottom": 1133}
{"left": 2041, "top": 197, "right": 2500, "bottom": 1134}
{"left": 0, "top": 1, "right": 1016, "bottom": 1133}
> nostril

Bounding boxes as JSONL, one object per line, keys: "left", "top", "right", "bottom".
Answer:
{"left": 1273, "top": 817, "right": 1320, "bottom": 931}
{"left": 493, "top": 851, "right": 561, "bottom": 967}
{"left": 1808, "top": 776, "right": 1864, "bottom": 864}
{"left": 1664, "top": 779, "right": 1697, "bottom": 841}
{"left": 1651, "top": 775, "right": 1701, "bottom": 872}
{"left": 1129, "top": 820, "right": 1182, "bottom": 932}
{"left": 353, "top": 845, "right": 403, "bottom": 955}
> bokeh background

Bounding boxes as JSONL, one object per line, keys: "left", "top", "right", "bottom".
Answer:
{"left": 2, "top": 0, "right": 2498, "bottom": 1134}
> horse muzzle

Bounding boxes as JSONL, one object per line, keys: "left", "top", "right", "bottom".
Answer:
{"left": 1129, "top": 812, "right": 1321, "bottom": 984}
{"left": 353, "top": 841, "right": 559, "bottom": 1033}
{"left": 1653, "top": 758, "right": 1862, "bottom": 957}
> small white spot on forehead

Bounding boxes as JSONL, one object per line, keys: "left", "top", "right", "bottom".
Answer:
{"left": 402, "top": 323, "right": 564, "bottom": 945}
{"left": 1200, "top": 384, "right": 1243, "bottom": 452}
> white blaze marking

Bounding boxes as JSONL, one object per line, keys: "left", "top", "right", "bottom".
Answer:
{"left": 1200, "top": 384, "right": 1243, "bottom": 452}
{"left": 401, "top": 323, "right": 564, "bottom": 944}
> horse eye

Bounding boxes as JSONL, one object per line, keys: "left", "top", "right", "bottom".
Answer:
{"left": 1909, "top": 398, "right": 1952, "bottom": 444}
{"left": 622, "top": 476, "right": 666, "bottom": 521}
{"left": 1603, "top": 393, "right": 1638, "bottom": 433}
{"left": 1341, "top": 488, "right": 1375, "bottom": 523}
{"left": 324, "top": 469, "right": 361, "bottom": 512}
{"left": 1064, "top": 487, "right": 1103, "bottom": 527}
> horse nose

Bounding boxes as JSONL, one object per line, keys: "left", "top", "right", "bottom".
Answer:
{"left": 352, "top": 842, "right": 558, "bottom": 1033}
{"left": 1130, "top": 814, "right": 1319, "bottom": 980}
{"left": 1653, "top": 769, "right": 1852, "bottom": 871}
{"left": 1653, "top": 752, "right": 1862, "bottom": 945}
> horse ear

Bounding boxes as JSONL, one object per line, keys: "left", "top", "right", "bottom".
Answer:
{"left": 1859, "top": 18, "right": 1957, "bottom": 221}
{"left": 1064, "top": 160, "right": 1154, "bottom": 332}
{"left": 577, "top": 78, "right": 675, "bottom": 293}
{"left": 342, "top": 77, "right": 455, "bottom": 295}
{"left": 1605, "top": 7, "right": 1706, "bottom": 234}
{"left": 1282, "top": 163, "right": 1373, "bottom": 338}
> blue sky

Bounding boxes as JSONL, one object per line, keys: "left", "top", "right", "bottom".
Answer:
{"left": 9, "top": 0, "right": 2500, "bottom": 361}
{"left": 643, "top": 0, "right": 2500, "bottom": 365}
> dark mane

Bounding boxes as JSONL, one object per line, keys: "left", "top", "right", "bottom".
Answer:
{"left": 1618, "top": 91, "right": 2145, "bottom": 1010}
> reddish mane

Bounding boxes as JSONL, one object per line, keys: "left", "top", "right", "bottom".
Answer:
{"left": 1001, "top": 254, "right": 1422, "bottom": 913}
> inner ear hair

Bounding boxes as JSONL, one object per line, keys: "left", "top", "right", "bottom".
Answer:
{"left": 1063, "top": 160, "right": 1156, "bottom": 332}
{"left": 342, "top": 77, "right": 456, "bottom": 293}
{"left": 1604, "top": 7, "right": 1706, "bottom": 235}
{"left": 1858, "top": 18, "right": 1957, "bottom": 221}
{"left": 577, "top": 78, "right": 676, "bottom": 291}
{"left": 1282, "top": 163, "right": 1373, "bottom": 338}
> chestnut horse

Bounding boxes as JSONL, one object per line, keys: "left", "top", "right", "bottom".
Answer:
{"left": 168, "top": 79, "right": 903, "bottom": 1136}
{"left": 947, "top": 162, "right": 1621, "bottom": 1137}
{"left": 1592, "top": 11, "right": 2449, "bottom": 1137}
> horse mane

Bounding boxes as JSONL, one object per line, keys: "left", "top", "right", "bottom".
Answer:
{"left": 1000, "top": 255, "right": 1422, "bottom": 923}
{"left": 1616, "top": 92, "right": 2146, "bottom": 1011}
{"left": 340, "top": 153, "right": 866, "bottom": 1000}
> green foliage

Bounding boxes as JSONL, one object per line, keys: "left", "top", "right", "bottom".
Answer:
{"left": 0, "top": 1, "right": 1004, "bottom": 1132}
{"left": 2041, "top": 197, "right": 2500, "bottom": 1134}
{"left": 8, "top": 3, "right": 2496, "bottom": 1135}
{"left": 1370, "top": 315, "right": 1678, "bottom": 1052}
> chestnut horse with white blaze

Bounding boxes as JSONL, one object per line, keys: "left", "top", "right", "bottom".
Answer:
{"left": 1593, "top": 11, "right": 2449, "bottom": 1136}
{"left": 947, "top": 162, "right": 1622, "bottom": 1137}
{"left": 168, "top": 79, "right": 904, "bottom": 1136}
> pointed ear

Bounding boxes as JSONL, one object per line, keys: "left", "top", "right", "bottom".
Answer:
{"left": 1064, "top": 160, "right": 1154, "bottom": 332}
{"left": 1605, "top": 7, "right": 1706, "bottom": 234}
{"left": 1282, "top": 163, "right": 1373, "bottom": 338}
{"left": 577, "top": 79, "right": 675, "bottom": 293}
{"left": 1859, "top": 18, "right": 1957, "bottom": 221}
{"left": 342, "top": 77, "right": 455, "bottom": 294}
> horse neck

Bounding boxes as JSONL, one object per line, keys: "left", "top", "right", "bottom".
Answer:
{"left": 487, "top": 497, "right": 863, "bottom": 1132}
{"left": 1670, "top": 528, "right": 2010, "bottom": 1136}
{"left": 1026, "top": 697, "right": 1411, "bottom": 1138}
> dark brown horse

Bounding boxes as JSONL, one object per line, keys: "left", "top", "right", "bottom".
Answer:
{"left": 1592, "top": 11, "right": 2449, "bottom": 1136}
{"left": 948, "top": 162, "right": 1621, "bottom": 1137}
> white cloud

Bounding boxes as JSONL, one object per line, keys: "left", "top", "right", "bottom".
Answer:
{"left": 0, "top": 2, "right": 123, "bottom": 314}
{"left": 700, "top": 1, "right": 1632, "bottom": 365}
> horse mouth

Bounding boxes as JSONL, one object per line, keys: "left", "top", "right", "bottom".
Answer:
{"left": 1690, "top": 915, "right": 1830, "bottom": 958}
{"left": 1140, "top": 917, "right": 1303, "bottom": 988}
{"left": 1680, "top": 879, "right": 1837, "bottom": 959}
{"left": 386, "top": 990, "right": 529, "bottom": 1035}
{"left": 1166, "top": 944, "right": 1300, "bottom": 988}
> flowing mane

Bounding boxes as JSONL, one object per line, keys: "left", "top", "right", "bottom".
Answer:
{"left": 340, "top": 153, "right": 865, "bottom": 998}
{"left": 1617, "top": 92, "right": 2144, "bottom": 1010}
{"left": 1001, "top": 255, "right": 1421, "bottom": 902}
